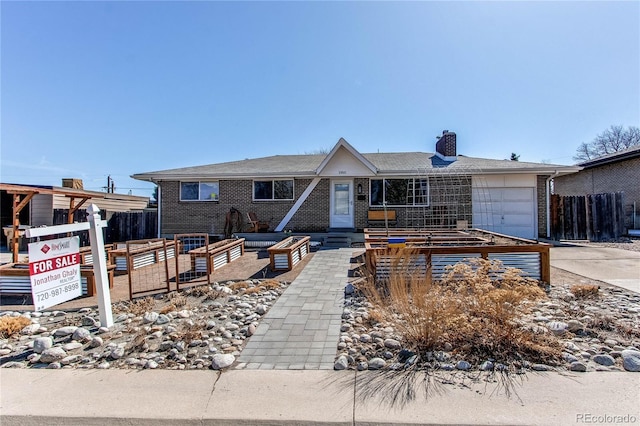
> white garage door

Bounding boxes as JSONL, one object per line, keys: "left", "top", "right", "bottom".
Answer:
{"left": 472, "top": 187, "right": 536, "bottom": 239}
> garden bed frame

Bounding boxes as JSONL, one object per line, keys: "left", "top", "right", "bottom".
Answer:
{"left": 364, "top": 228, "right": 551, "bottom": 283}
{"left": 108, "top": 239, "right": 176, "bottom": 273}
{"left": 0, "top": 263, "right": 115, "bottom": 297}
{"left": 267, "top": 236, "right": 311, "bottom": 271}
{"left": 187, "top": 238, "right": 245, "bottom": 274}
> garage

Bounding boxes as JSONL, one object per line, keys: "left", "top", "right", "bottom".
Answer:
{"left": 472, "top": 176, "right": 537, "bottom": 240}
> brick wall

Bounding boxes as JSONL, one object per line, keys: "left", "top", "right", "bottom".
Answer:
{"left": 537, "top": 175, "right": 548, "bottom": 238}
{"left": 160, "top": 178, "right": 332, "bottom": 236}
{"left": 554, "top": 157, "right": 640, "bottom": 228}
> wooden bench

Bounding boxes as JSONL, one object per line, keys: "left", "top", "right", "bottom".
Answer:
{"left": 188, "top": 238, "right": 245, "bottom": 273}
{"left": 268, "top": 236, "right": 311, "bottom": 271}
{"left": 367, "top": 210, "right": 397, "bottom": 227}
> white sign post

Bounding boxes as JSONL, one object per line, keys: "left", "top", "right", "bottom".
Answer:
{"left": 25, "top": 204, "right": 114, "bottom": 327}
{"left": 29, "top": 236, "right": 82, "bottom": 311}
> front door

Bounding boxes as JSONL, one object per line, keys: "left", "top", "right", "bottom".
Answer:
{"left": 330, "top": 180, "right": 354, "bottom": 228}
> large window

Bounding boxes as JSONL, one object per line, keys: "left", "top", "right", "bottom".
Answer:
{"left": 253, "top": 179, "right": 294, "bottom": 201}
{"left": 180, "top": 181, "right": 219, "bottom": 201}
{"left": 370, "top": 178, "right": 429, "bottom": 206}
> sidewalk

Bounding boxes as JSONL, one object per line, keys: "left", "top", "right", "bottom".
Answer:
{"left": 1, "top": 369, "right": 638, "bottom": 425}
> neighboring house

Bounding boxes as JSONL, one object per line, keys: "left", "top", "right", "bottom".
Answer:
{"left": 554, "top": 144, "right": 640, "bottom": 230}
{"left": 1, "top": 179, "right": 150, "bottom": 232}
{"left": 132, "top": 131, "right": 580, "bottom": 240}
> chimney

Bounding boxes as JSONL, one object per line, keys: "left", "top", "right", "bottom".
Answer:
{"left": 62, "top": 178, "right": 84, "bottom": 189}
{"left": 436, "top": 130, "right": 456, "bottom": 158}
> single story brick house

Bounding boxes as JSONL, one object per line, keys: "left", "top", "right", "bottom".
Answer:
{"left": 132, "top": 131, "right": 580, "bottom": 240}
{"left": 554, "top": 144, "right": 640, "bottom": 230}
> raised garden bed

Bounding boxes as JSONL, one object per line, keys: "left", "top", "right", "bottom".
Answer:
{"left": 0, "top": 263, "right": 115, "bottom": 297}
{"left": 267, "top": 236, "right": 311, "bottom": 271}
{"left": 108, "top": 239, "right": 176, "bottom": 273}
{"left": 364, "top": 228, "right": 551, "bottom": 283}
{"left": 188, "top": 238, "right": 245, "bottom": 273}
{"left": 79, "top": 244, "right": 114, "bottom": 266}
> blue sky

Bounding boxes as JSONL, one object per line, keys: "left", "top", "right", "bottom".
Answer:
{"left": 1, "top": 1, "right": 638, "bottom": 198}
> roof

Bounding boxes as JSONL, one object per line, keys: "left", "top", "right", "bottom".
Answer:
{"left": 0, "top": 183, "right": 149, "bottom": 204}
{"left": 577, "top": 144, "right": 640, "bottom": 169}
{"left": 132, "top": 140, "right": 581, "bottom": 182}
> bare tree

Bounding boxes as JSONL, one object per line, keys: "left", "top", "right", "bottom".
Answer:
{"left": 574, "top": 125, "right": 640, "bottom": 162}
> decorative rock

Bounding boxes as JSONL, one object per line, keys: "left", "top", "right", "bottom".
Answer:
{"left": 88, "top": 336, "right": 104, "bottom": 348}
{"left": 109, "top": 346, "right": 125, "bottom": 360}
{"left": 621, "top": 350, "right": 640, "bottom": 372}
{"left": 143, "top": 312, "right": 159, "bottom": 324}
{"left": 210, "top": 354, "right": 235, "bottom": 370}
{"left": 368, "top": 357, "right": 386, "bottom": 370}
{"left": 40, "top": 347, "right": 67, "bottom": 363}
{"left": 156, "top": 315, "right": 171, "bottom": 325}
{"left": 72, "top": 328, "right": 91, "bottom": 342}
{"left": 456, "top": 360, "right": 471, "bottom": 371}
{"left": 480, "top": 361, "right": 494, "bottom": 371}
{"left": 334, "top": 355, "right": 349, "bottom": 370}
{"left": 62, "top": 342, "right": 83, "bottom": 351}
{"left": 145, "top": 360, "right": 159, "bottom": 369}
{"left": 531, "top": 363, "right": 552, "bottom": 371}
{"left": 567, "top": 320, "right": 584, "bottom": 333}
{"left": 54, "top": 326, "right": 78, "bottom": 337}
{"left": 570, "top": 362, "right": 587, "bottom": 372}
{"left": 33, "top": 337, "right": 53, "bottom": 354}
{"left": 21, "top": 324, "right": 41, "bottom": 335}
{"left": 81, "top": 316, "right": 98, "bottom": 327}
{"left": 547, "top": 321, "right": 568, "bottom": 335}
{"left": 593, "top": 354, "right": 615, "bottom": 366}
{"left": 344, "top": 283, "right": 355, "bottom": 296}
{"left": 383, "top": 339, "right": 401, "bottom": 350}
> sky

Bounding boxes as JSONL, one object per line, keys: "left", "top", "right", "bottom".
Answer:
{"left": 1, "top": 1, "right": 638, "bottom": 199}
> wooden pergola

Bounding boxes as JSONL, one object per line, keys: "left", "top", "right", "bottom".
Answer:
{"left": 0, "top": 183, "right": 106, "bottom": 263}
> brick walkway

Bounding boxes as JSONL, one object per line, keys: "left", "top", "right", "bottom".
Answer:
{"left": 237, "top": 248, "right": 353, "bottom": 370}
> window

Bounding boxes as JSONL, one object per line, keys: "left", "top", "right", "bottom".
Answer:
{"left": 253, "top": 179, "right": 294, "bottom": 200}
{"left": 180, "top": 181, "right": 219, "bottom": 201}
{"left": 370, "top": 178, "right": 429, "bottom": 206}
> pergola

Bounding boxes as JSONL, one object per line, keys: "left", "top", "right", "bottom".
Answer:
{"left": 0, "top": 183, "right": 107, "bottom": 263}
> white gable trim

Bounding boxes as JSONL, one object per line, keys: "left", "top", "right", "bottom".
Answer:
{"left": 315, "top": 138, "right": 378, "bottom": 176}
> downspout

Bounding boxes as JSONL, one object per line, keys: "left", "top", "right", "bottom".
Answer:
{"left": 546, "top": 171, "right": 559, "bottom": 238}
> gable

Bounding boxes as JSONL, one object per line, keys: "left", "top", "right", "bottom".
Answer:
{"left": 316, "top": 145, "right": 377, "bottom": 177}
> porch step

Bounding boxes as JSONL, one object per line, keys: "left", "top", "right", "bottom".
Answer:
{"left": 323, "top": 234, "right": 352, "bottom": 248}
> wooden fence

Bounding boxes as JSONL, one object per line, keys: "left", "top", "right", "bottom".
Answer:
{"left": 53, "top": 209, "right": 157, "bottom": 244}
{"left": 551, "top": 192, "right": 625, "bottom": 241}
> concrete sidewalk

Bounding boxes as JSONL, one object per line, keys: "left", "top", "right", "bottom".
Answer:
{"left": 1, "top": 369, "right": 638, "bottom": 425}
{"left": 550, "top": 246, "right": 640, "bottom": 293}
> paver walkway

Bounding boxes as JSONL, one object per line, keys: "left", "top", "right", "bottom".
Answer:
{"left": 238, "top": 247, "right": 353, "bottom": 370}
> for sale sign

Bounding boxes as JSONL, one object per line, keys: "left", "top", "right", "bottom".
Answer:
{"left": 29, "top": 236, "right": 82, "bottom": 311}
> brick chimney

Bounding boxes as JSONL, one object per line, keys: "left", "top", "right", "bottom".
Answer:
{"left": 436, "top": 130, "right": 457, "bottom": 158}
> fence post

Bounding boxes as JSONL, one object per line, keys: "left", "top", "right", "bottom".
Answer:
{"left": 86, "top": 204, "right": 114, "bottom": 328}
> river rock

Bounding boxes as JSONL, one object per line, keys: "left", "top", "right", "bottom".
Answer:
{"left": 33, "top": 337, "right": 53, "bottom": 354}
{"left": 54, "top": 326, "right": 78, "bottom": 337}
{"left": 334, "top": 355, "right": 349, "bottom": 370}
{"left": 621, "top": 350, "right": 640, "bottom": 372}
{"left": 210, "top": 354, "right": 235, "bottom": 370}
{"left": 40, "top": 347, "right": 67, "bottom": 363}
{"left": 593, "top": 354, "right": 615, "bottom": 366}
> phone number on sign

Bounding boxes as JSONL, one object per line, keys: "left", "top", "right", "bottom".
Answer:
{"left": 35, "top": 282, "right": 80, "bottom": 303}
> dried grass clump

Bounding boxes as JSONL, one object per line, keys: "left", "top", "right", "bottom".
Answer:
{"left": 570, "top": 284, "right": 599, "bottom": 299}
{"left": 0, "top": 316, "right": 31, "bottom": 338}
{"left": 361, "top": 253, "right": 561, "bottom": 366}
{"left": 116, "top": 296, "right": 156, "bottom": 316}
{"left": 229, "top": 281, "right": 249, "bottom": 291}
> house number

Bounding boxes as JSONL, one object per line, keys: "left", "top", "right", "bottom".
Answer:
{"left": 338, "top": 171, "right": 347, "bottom": 174}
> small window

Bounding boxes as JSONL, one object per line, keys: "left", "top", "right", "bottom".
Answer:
{"left": 253, "top": 180, "right": 294, "bottom": 201}
{"left": 180, "top": 181, "right": 219, "bottom": 201}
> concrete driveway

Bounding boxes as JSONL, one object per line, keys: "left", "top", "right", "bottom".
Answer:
{"left": 550, "top": 245, "right": 640, "bottom": 293}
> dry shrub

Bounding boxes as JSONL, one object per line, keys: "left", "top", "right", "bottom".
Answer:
{"left": 362, "top": 253, "right": 561, "bottom": 365}
{"left": 0, "top": 316, "right": 31, "bottom": 338}
{"left": 570, "top": 284, "right": 599, "bottom": 298}
{"left": 190, "top": 285, "right": 214, "bottom": 298}
{"left": 116, "top": 296, "right": 156, "bottom": 316}
{"left": 260, "top": 280, "right": 281, "bottom": 290}
{"left": 229, "top": 281, "right": 249, "bottom": 291}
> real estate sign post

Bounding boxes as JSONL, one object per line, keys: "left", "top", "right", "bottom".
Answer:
{"left": 25, "top": 204, "right": 113, "bottom": 327}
